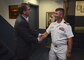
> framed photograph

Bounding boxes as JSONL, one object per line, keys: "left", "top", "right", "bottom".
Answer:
{"left": 77, "top": 5, "right": 82, "bottom": 11}
{"left": 46, "top": 12, "right": 55, "bottom": 28}
{"left": 75, "top": 1, "right": 84, "bottom": 16}
{"left": 81, "top": 6, "right": 84, "bottom": 13}
{"left": 9, "top": 5, "right": 19, "bottom": 19}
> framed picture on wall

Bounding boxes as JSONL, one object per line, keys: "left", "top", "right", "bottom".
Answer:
{"left": 9, "top": 5, "right": 19, "bottom": 19}
{"left": 75, "top": 1, "right": 84, "bottom": 16}
{"left": 46, "top": 12, "right": 55, "bottom": 28}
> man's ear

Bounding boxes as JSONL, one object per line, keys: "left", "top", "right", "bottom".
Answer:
{"left": 60, "top": 15, "right": 63, "bottom": 18}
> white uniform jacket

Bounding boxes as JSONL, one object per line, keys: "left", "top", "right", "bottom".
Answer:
{"left": 46, "top": 19, "right": 74, "bottom": 59}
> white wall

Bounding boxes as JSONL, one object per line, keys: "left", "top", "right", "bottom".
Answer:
{"left": 0, "top": 0, "right": 23, "bottom": 27}
{"left": 39, "top": 0, "right": 63, "bottom": 29}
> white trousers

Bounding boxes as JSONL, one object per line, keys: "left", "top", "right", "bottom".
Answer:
{"left": 49, "top": 45, "right": 67, "bottom": 60}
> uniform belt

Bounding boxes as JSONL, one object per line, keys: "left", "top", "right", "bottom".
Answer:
{"left": 55, "top": 45, "right": 57, "bottom": 47}
{"left": 52, "top": 43, "right": 57, "bottom": 47}
{"left": 53, "top": 43, "right": 67, "bottom": 47}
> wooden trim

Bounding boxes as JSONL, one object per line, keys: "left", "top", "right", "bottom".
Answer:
{"left": 63, "top": 0, "right": 68, "bottom": 19}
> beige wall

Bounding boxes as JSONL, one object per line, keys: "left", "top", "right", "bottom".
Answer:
{"left": 0, "top": 0, "right": 63, "bottom": 28}
{"left": 24, "top": 0, "right": 39, "bottom": 5}
{"left": 0, "top": 0, "right": 23, "bottom": 27}
{"left": 0, "top": 0, "right": 39, "bottom": 27}
{"left": 39, "top": 0, "right": 63, "bottom": 29}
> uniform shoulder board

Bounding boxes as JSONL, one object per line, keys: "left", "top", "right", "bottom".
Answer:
{"left": 64, "top": 22, "right": 70, "bottom": 25}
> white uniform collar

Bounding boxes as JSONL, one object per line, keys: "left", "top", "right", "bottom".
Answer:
{"left": 61, "top": 19, "right": 65, "bottom": 23}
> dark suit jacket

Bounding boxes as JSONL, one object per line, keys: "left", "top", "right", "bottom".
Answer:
{"left": 14, "top": 15, "right": 38, "bottom": 60}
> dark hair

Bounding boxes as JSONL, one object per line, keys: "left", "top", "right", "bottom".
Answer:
{"left": 19, "top": 3, "right": 30, "bottom": 14}
{"left": 55, "top": 8, "right": 64, "bottom": 15}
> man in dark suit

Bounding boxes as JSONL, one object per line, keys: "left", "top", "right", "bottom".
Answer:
{"left": 14, "top": 3, "right": 40, "bottom": 60}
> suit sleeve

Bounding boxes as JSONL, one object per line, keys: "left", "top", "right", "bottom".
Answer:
{"left": 14, "top": 22, "right": 38, "bottom": 44}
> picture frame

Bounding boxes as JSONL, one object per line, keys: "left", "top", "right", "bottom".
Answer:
{"left": 46, "top": 12, "right": 55, "bottom": 28}
{"left": 9, "top": 5, "right": 19, "bottom": 19}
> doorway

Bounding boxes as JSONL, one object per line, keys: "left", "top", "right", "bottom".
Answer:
{"left": 29, "top": 4, "right": 39, "bottom": 31}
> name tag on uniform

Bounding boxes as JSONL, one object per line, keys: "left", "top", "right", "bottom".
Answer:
{"left": 59, "top": 27, "right": 64, "bottom": 31}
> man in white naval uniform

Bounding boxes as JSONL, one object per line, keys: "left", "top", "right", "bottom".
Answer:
{"left": 39, "top": 8, "right": 74, "bottom": 60}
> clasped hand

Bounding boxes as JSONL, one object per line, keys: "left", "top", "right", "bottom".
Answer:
{"left": 37, "top": 33, "right": 44, "bottom": 43}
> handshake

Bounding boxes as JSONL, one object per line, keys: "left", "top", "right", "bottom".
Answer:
{"left": 37, "top": 33, "right": 44, "bottom": 43}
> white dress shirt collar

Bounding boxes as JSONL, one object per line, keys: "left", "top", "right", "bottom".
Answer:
{"left": 22, "top": 15, "right": 29, "bottom": 22}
